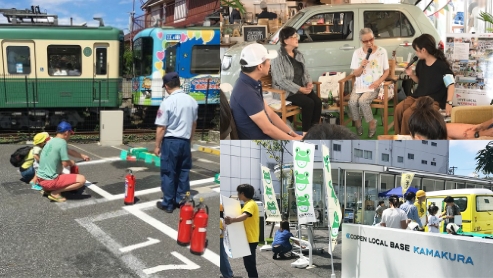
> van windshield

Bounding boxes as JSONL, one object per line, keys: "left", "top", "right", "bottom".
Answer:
{"left": 477, "top": 196, "right": 493, "bottom": 212}
{"left": 269, "top": 12, "right": 305, "bottom": 45}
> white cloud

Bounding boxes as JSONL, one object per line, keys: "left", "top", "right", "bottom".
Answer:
{"left": 93, "top": 13, "right": 105, "bottom": 18}
{"left": 449, "top": 140, "right": 491, "bottom": 154}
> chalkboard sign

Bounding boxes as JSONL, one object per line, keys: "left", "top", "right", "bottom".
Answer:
{"left": 242, "top": 25, "right": 268, "bottom": 42}
{"left": 220, "top": 6, "right": 230, "bottom": 17}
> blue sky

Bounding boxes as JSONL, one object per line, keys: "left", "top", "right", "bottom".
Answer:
{"left": 449, "top": 140, "right": 492, "bottom": 178}
{"left": 0, "top": 0, "right": 138, "bottom": 32}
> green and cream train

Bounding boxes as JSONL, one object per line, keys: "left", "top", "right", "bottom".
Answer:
{"left": 0, "top": 24, "right": 124, "bottom": 130}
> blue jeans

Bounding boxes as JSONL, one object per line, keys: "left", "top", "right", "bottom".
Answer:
{"left": 220, "top": 238, "right": 233, "bottom": 278}
{"left": 273, "top": 244, "right": 292, "bottom": 256}
{"left": 20, "top": 166, "right": 35, "bottom": 182}
{"left": 159, "top": 138, "right": 192, "bottom": 210}
{"left": 373, "top": 216, "right": 381, "bottom": 226}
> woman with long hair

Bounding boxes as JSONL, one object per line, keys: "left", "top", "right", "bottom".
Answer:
{"left": 394, "top": 34, "right": 455, "bottom": 135}
{"left": 380, "top": 195, "right": 408, "bottom": 229}
{"left": 408, "top": 96, "right": 448, "bottom": 140}
{"left": 348, "top": 28, "right": 389, "bottom": 138}
{"left": 271, "top": 27, "right": 323, "bottom": 136}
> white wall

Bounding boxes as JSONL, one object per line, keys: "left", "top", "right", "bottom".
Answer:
{"left": 343, "top": 224, "right": 491, "bottom": 277}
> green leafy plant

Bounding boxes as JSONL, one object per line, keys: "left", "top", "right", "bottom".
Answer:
{"left": 221, "top": 0, "right": 246, "bottom": 16}
{"left": 475, "top": 141, "right": 493, "bottom": 178}
{"left": 478, "top": 11, "right": 493, "bottom": 32}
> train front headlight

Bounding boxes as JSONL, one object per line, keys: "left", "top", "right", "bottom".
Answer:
{"left": 222, "top": 56, "right": 232, "bottom": 71}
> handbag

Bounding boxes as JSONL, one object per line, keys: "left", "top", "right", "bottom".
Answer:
{"left": 318, "top": 72, "right": 346, "bottom": 100}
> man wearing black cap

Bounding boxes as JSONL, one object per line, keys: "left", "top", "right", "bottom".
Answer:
{"left": 154, "top": 72, "right": 198, "bottom": 213}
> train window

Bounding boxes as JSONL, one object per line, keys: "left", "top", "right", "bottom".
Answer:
{"left": 96, "top": 48, "right": 107, "bottom": 75}
{"left": 190, "top": 45, "right": 220, "bottom": 74}
{"left": 47, "top": 45, "right": 82, "bottom": 76}
{"left": 165, "top": 42, "right": 178, "bottom": 72}
{"left": 6, "top": 46, "right": 31, "bottom": 75}
{"left": 133, "top": 37, "right": 153, "bottom": 76}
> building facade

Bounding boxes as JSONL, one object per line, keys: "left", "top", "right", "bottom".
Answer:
{"left": 220, "top": 140, "right": 491, "bottom": 226}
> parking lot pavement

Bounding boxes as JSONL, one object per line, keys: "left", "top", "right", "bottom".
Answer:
{"left": 226, "top": 224, "right": 342, "bottom": 278}
{"left": 0, "top": 142, "right": 220, "bottom": 277}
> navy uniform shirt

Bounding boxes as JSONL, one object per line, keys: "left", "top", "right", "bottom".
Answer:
{"left": 230, "top": 72, "right": 272, "bottom": 139}
{"left": 155, "top": 89, "right": 198, "bottom": 139}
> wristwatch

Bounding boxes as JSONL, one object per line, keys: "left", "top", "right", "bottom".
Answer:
{"left": 447, "top": 100, "right": 453, "bottom": 105}
{"left": 474, "top": 131, "right": 480, "bottom": 138}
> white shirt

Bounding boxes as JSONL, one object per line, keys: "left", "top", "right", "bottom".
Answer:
{"left": 428, "top": 215, "right": 443, "bottom": 233}
{"left": 350, "top": 46, "right": 389, "bottom": 92}
{"left": 154, "top": 89, "right": 198, "bottom": 139}
{"left": 381, "top": 208, "right": 407, "bottom": 229}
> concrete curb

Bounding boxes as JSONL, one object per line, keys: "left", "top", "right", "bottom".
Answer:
{"left": 193, "top": 144, "right": 220, "bottom": 155}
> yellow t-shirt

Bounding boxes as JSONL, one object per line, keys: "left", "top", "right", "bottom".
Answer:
{"left": 220, "top": 218, "right": 224, "bottom": 239}
{"left": 242, "top": 199, "right": 259, "bottom": 243}
{"left": 20, "top": 149, "right": 34, "bottom": 170}
{"left": 415, "top": 201, "right": 426, "bottom": 218}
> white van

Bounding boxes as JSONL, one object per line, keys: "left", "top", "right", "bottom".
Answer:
{"left": 221, "top": 3, "right": 443, "bottom": 90}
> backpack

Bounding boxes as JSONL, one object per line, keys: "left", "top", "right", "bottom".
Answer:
{"left": 10, "top": 146, "right": 32, "bottom": 167}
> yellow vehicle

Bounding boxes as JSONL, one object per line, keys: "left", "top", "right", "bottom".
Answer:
{"left": 425, "top": 189, "right": 493, "bottom": 234}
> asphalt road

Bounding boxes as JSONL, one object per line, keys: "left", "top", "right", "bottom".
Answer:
{"left": 0, "top": 142, "right": 220, "bottom": 278}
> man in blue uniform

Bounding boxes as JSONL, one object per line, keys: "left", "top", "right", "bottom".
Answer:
{"left": 154, "top": 72, "right": 198, "bottom": 213}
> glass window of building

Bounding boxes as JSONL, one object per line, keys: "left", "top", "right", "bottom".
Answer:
{"left": 345, "top": 171, "right": 363, "bottom": 224}
{"left": 364, "top": 172, "right": 379, "bottom": 225}
{"left": 431, "top": 142, "right": 437, "bottom": 147}
{"left": 446, "top": 181, "right": 456, "bottom": 190}
{"left": 421, "top": 160, "right": 427, "bottom": 165}
{"left": 422, "top": 179, "right": 434, "bottom": 191}
{"left": 380, "top": 174, "right": 394, "bottom": 191}
{"left": 431, "top": 162, "right": 437, "bottom": 166}
{"left": 382, "top": 153, "right": 389, "bottom": 162}
{"left": 364, "top": 150, "right": 372, "bottom": 159}
{"left": 408, "top": 153, "right": 414, "bottom": 159}
{"left": 422, "top": 140, "right": 428, "bottom": 145}
{"left": 397, "top": 156, "right": 403, "bottom": 163}
{"left": 457, "top": 183, "right": 466, "bottom": 189}
{"left": 435, "top": 180, "right": 445, "bottom": 191}
{"left": 333, "top": 144, "right": 341, "bottom": 152}
{"left": 354, "top": 148, "right": 363, "bottom": 158}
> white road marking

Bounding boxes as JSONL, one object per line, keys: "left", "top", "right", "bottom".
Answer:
{"left": 119, "top": 237, "right": 160, "bottom": 253}
{"left": 212, "top": 188, "right": 220, "bottom": 193}
{"left": 84, "top": 177, "right": 215, "bottom": 201}
{"left": 196, "top": 158, "right": 218, "bottom": 164}
{"left": 68, "top": 144, "right": 104, "bottom": 159}
{"left": 111, "top": 146, "right": 126, "bottom": 151}
{"left": 124, "top": 201, "right": 220, "bottom": 267}
{"left": 75, "top": 211, "right": 148, "bottom": 278}
{"left": 143, "top": 251, "right": 200, "bottom": 274}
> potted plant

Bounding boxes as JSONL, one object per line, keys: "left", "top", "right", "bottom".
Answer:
{"left": 478, "top": 11, "right": 493, "bottom": 32}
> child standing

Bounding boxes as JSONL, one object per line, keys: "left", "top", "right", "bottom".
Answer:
{"left": 427, "top": 205, "right": 443, "bottom": 233}
{"left": 224, "top": 184, "right": 259, "bottom": 278}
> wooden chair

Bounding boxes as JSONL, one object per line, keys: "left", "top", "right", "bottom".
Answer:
{"left": 260, "top": 73, "right": 321, "bottom": 130}
{"left": 337, "top": 59, "right": 398, "bottom": 135}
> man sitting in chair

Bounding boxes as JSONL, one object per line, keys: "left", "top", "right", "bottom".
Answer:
{"left": 229, "top": 43, "right": 303, "bottom": 140}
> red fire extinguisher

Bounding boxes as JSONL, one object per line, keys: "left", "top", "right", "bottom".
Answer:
{"left": 177, "top": 192, "right": 195, "bottom": 246}
{"left": 190, "top": 197, "right": 209, "bottom": 255}
{"left": 70, "top": 165, "right": 79, "bottom": 174}
{"left": 124, "top": 170, "right": 135, "bottom": 205}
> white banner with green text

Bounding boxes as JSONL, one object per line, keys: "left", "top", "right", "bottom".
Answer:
{"left": 322, "top": 145, "right": 342, "bottom": 254}
{"left": 293, "top": 141, "right": 316, "bottom": 224}
{"left": 261, "top": 165, "right": 282, "bottom": 222}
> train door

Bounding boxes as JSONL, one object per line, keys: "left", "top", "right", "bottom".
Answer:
{"left": 92, "top": 43, "right": 110, "bottom": 103}
{"left": 1, "top": 41, "right": 37, "bottom": 105}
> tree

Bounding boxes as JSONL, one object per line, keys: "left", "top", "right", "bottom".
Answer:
{"left": 123, "top": 47, "right": 133, "bottom": 77}
{"left": 475, "top": 141, "right": 493, "bottom": 178}
{"left": 254, "top": 140, "right": 292, "bottom": 238}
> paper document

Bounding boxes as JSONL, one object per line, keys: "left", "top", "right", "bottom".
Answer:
{"left": 355, "top": 87, "right": 375, "bottom": 94}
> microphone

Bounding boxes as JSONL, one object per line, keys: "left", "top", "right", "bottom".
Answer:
{"left": 362, "top": 48, "right": 372, "bottom": 68}
{"left": 365, "top": 48, "right": 373, "bottom": 60}
{"left": 406, "top": 56, "right": 418, "bottom": 69}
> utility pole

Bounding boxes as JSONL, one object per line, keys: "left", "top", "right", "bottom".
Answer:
{"left": 449, "top": 166, "right": 458, "bottom": 175}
